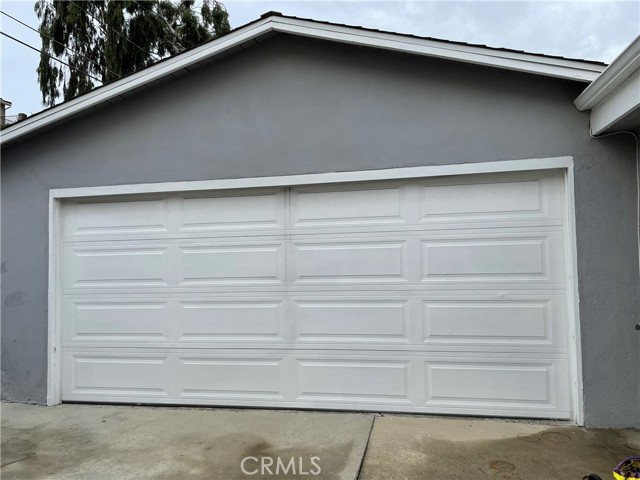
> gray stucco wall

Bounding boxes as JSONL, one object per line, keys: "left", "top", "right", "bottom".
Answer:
{"left": 2, "top": 34, "right": 639, "bottom": 427}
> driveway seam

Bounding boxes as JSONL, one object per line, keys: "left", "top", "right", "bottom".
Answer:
{"left": 355, "top": 414, "right": 378, "bottom": 480}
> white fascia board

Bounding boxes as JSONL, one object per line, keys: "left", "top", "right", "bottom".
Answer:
{"left": 272, "top": 17, "right": 605, "bottom": 82}
{"left": 1, "top": 15, "right": 606, "bottom": 146}
{"left": 590, "top": 68, "right": 640, "bottom": 135}
{"left": 0, "top": 17, "right": 274, "bottom": 145}
{"left": 575, "top": 36, "right": 640, "bottom": 111}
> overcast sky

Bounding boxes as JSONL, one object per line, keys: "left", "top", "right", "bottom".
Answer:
{"left": 1, "top": 0, "right": 639, "bottom": 116}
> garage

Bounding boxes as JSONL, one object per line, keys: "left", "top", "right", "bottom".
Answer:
{"left": 5, "top": 11, "right": 640, "bottom": 428}
{"left": 57, "top": 168, "right": 573, "bottom": 419}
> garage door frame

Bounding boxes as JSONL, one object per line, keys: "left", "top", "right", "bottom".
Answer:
{"left": 45, "top": 155, "right": 584, "bottom": 424}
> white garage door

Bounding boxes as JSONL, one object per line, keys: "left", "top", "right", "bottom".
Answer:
{"left": 60, "top": 170, "right": 572, "bottom": 418}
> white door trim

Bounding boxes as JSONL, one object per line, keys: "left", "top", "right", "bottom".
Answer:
{"left": 46, "top": 155, "right": 584, "bottom": 424}
{"left": 564, "top": 166, "right": 585, "bottom": 425}
{"left": 46, "top": 197, "right": 62, "bottom": 407}
{"left": 50, "top": 157, "right": 573, "bottom": 199}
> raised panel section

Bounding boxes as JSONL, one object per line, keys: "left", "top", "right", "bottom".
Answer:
{"left": 420, "top": 180, "right": 541, "bottom": 220}
{"left": 64, "top": 354, "right": 169, "bottom": 396}
{"left": 180, "top": 243, "right": 284, "bottom": 285}
{"left": 424, "top": 301, "right": 549, "bottom": 344}
{"left": 426, "top": 362, "right": 553, "bottom": 404}
{"left": 291, "top": 186, "right": 405, "bottom": 226}
{"left": 297, "top": 359, "right": 410, "bottom": 402}
{"left": 179, "top": 358, "right": 283, "bottom": 398}
{"left": 292, "top": 241, "right": 406, "bottom": 283}
{"left": 63, "top": 300, "right": 168, "bottom": 341}
{"left": 181, "top": 192, "right": 284, "bottom": 231}
{"left": 422, "top": 238, "right": 547, "bottom": 280}
{"left": 294, "top": 300, "right": 407, "bottom": 341}
{"left": 65, "top": 246, "right": 169, "bottom": 288}
{"left": 179, "top": 301, "right": 282, "bottom": 339}
{"left": 65, "top": 199, "right": 168, "bottom": 236}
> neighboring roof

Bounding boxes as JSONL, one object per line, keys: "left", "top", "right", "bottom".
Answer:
{"left": 1, "top": 11, "right": 608, "bottom": 146}
{"left": 0, "top": 98, "right": 11, "bottom": 107}
{"left": 574, "top": 35, "right": 640, "bottom": 134}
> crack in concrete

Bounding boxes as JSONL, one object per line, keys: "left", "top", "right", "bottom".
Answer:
{"left": 1, "top": 453, "right": 36, "bottom": 468}
{"left": 356, "top": 414, "right": 378, "bottom": 480}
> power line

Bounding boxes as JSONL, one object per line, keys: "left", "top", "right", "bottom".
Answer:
{"left": 0, "top": 10, "right": 121, "bottom": 80}
{"left": 0, "top": 30, "right": 102, "bottom": 83}
{"left": 69, "top": 1, "right": 161, "bottom": 61}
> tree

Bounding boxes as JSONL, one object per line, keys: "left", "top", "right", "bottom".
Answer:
{"left": 35, "top": 0, "right": 230, "bottom": 107}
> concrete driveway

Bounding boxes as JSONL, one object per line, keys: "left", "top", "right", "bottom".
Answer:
{"left": 2, "top": 403, "right": 639, "bottom": 480}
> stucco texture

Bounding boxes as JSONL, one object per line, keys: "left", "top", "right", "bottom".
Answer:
{"left": 2, "top": 34, "right": 638, "bottom": 426}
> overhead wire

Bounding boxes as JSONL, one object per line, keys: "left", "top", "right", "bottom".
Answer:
{"left": 0, "top": 30, "right": 102, "bottom": 83}
{"left": 69, "top": 0, "right": 161, "bottom": 61}
{"left": 0, "top": 9, "right": 121, "bottom": 80}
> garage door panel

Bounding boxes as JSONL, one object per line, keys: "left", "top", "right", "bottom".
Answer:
{"left": 64, "top": 198, "right": 170, "bottom": 238}
{"left": 293, "top": 299, "right": 409, "bottom": 342}
{"left": 62, "top": 351, "right": 569, "bottom": 416}
{"left": 421, "top": 180, "right": 542, "bottom": 218}
{"left": 288, "top": 230, "right": 563, "bottom": 286}
{"left": 419, "top": 171, "right": 563, "bottom": 223}
{"left": 62, "top": 294, "right": 565, "bottom": 350}
{"left": 424, "top": 300, "right": 551, "bottom": 345}
{"left": 425, "top": 359, "right": 567, "bottom": 410}
{"left": 180, "top": 190, "right": 285, "bottom": 232}
{"left": 62, "top": 299, "right": 169, "bottom": 342}
{"left": 179, "top": 243, "right": 285, "bottom": 285}
{"left": 423, "top": 239, "right": 545, "bottom": 276}
{"left": 291, "top": 184, "right": 407, "bottom": 227}
{"left": 63, "top": 234, "right": 563, "bottom": 289}
{"left": 64, "top": 245, "right": 170, "bottom": 288}
{"left": 178, "top": 357, "right": 284, "bottom": 399}
{"left": 297, "top": 359, "right": 411, "bottom": 404}
{"left": 60, "top": 170, "right": 573, "bottom": 419}
{"left": 63, "top": 353, "right": 170, "bottom": 398}
{"left": 421, "top": 232, "right": 564, "bottom": 283}
{"left": 178, "top": 301, "right": 284, "bottom": 340}
{"left": 291, "top": 240, "right": 408, "bottom": 283}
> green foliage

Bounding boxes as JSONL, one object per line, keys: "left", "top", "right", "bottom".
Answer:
{"left": 35, "top": 0, "right": 230, "bottom": 107}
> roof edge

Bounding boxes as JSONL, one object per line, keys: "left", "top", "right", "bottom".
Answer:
{"left": 0, "top": 16, "right": 275, "bottom": 145}
{"left": 2, "top": 13, "right": 608, "bottom": 146}
{"left": 574, "top": 35, "right": 640, "bottom": 111}
{"left": 270, "top": 16, "right": 604, "bottom": 83}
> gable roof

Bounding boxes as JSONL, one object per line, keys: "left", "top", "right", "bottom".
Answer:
{"left": 0, "top": 11, "right": 608, "bottom": 146}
